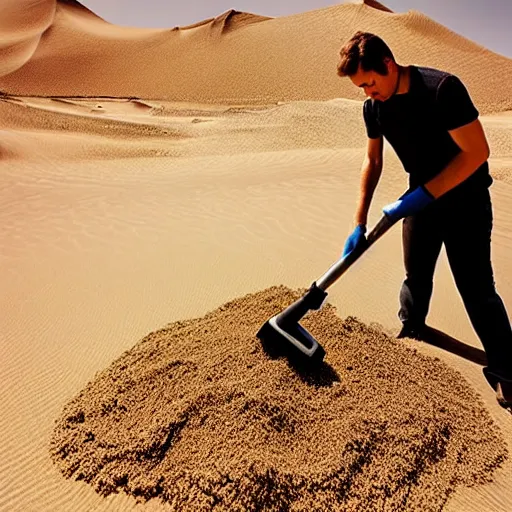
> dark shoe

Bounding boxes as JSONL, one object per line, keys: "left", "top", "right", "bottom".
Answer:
{"left": 483, "top": 368, "right": 512, "bottom": 410}
{"left": 396, "top": 323, "right": 426, "bottom": 341}
{"left": 496, "top": 380, "right": 512, "bottom": 410}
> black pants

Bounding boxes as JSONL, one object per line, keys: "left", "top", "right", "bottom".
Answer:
{"left": 399, "top": 185, "right": 512, "bottom": 383}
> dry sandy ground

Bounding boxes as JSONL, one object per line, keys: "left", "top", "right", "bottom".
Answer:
{"left": 1, "top": 1, "right": 512, "bottom": 511}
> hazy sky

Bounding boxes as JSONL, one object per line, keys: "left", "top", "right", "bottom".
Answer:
{"left": 80, "top": 0, "right": 511, "bottom": 58}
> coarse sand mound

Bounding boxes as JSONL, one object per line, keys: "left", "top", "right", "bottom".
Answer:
{"left": 50, "top": 286, "right": 508, "bottom": 511}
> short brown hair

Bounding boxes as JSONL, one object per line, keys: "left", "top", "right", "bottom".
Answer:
{"left": 337, "top": 31, "right": 395, "bottom": 77}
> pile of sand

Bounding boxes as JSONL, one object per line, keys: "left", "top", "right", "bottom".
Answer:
{"left": 50, "top": 286, "right": 507, "bottom": 511}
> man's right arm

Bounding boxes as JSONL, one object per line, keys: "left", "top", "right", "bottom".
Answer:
{"left": 354, "top": 135, "right": 383, "bottom": 226}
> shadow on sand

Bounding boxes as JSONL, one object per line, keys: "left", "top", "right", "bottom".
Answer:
{"left": 259, "top": 334, "right": 341, "bottom": 387}
{"left": 259, "top": 323, "right": 489, "bottom": 387}
{"left": 419, "top": 325, "right": 487, "bottom": 366}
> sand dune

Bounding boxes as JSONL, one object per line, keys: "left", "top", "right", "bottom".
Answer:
{"left": 2, "top": 1, "right": 512, "bottom": 511}
{"left": 0, "top": 0, "right": 511, "bottom": 113}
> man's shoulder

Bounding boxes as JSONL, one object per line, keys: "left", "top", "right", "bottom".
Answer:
{"left": 413, "top": 65, "right": 461, "bottom": 92}
{"left": 414, "top": 65, "right": 452, "bottom": 79}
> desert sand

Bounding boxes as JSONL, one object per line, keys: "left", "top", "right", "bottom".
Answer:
{"left": 1, "top": 1, "right": 512, "bottom": 511}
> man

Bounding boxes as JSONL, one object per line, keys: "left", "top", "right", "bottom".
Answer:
{"left": 336, "top": 31, "right": 512, "bottom": 409}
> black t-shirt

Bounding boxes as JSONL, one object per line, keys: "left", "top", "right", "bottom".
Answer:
{"left": 363, "top": 65, "right": 492, "bottom": 193}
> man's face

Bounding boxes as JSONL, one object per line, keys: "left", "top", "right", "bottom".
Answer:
{"left": 349, "top": 58, "right": 395, "bottom": 102}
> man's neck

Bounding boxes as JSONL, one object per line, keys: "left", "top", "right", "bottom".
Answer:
{"left": 395, "top": 65, "right": 411, "bottom": 95}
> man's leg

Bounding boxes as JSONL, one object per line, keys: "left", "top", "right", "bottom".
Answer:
{"left": 443, "top": 188, "right": 512, "bottom": 404}
{"left": 398, "top": 208, "right": 444, "bottom": 336}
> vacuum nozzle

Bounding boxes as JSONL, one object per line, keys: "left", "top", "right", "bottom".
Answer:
{"left": 256, "top": 282, "right": 327, "bottom": 364}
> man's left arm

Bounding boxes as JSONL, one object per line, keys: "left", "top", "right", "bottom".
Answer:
{"left": 424, "top": 75, "right": 490, "bottom": 199}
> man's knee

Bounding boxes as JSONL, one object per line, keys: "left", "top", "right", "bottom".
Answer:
{"left": 458, "top": 280, "right": 499, "bottom": 309}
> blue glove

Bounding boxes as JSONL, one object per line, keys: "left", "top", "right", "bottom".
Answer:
{"left": 342, "top": 224, "right": 367, "bottom": 257}
{"left": 382, "top": 186, "right": 434, "bottom": 223}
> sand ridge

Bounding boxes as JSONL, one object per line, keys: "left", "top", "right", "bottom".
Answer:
{"left": 199, "top": 10, "right": 273, "bottom": 37}
{"left": 1, "top": 95, "right": 511, "bottom": 185}
{"left": 360, "top": 0, "right": 393, "bottom": 13}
